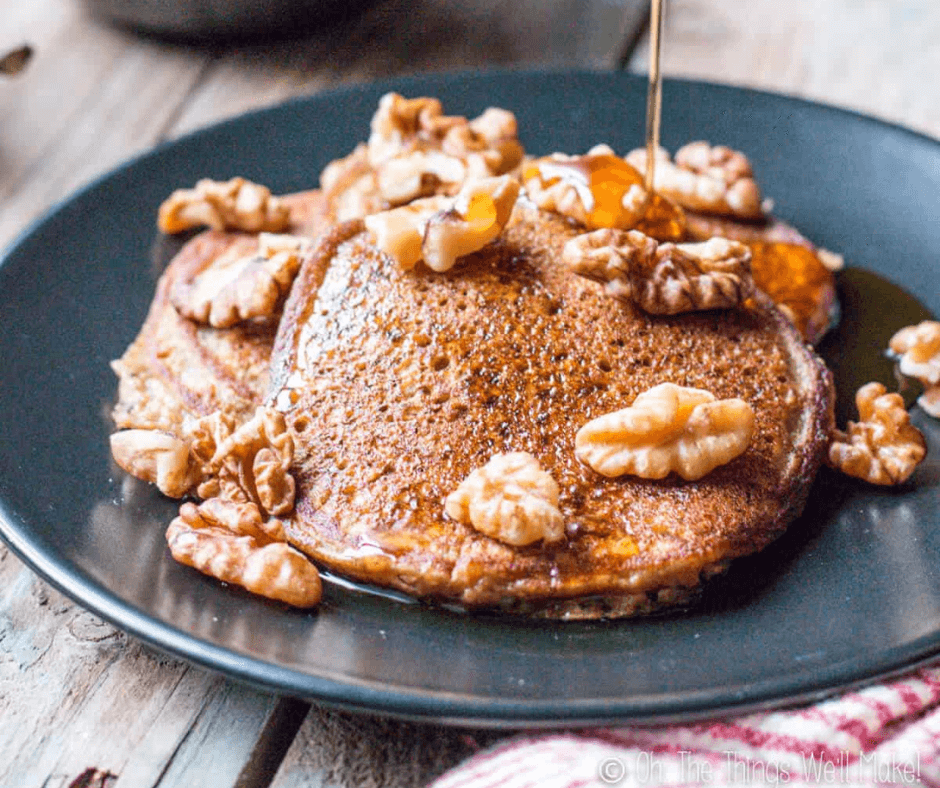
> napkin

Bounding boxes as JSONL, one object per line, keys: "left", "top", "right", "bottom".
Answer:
{"left": 430, "top": 662, "right": 940, "bottom": 788}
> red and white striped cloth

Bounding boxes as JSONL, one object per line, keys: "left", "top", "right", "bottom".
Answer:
{"left": 432, "top": 662, "right": 940, "bottom": 788}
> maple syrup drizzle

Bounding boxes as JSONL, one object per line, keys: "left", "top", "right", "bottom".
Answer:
{"left": 644, "top": 0, "right": 666, "bottom": 193}
{"left": 530, "top": 155, "right": 643, "bottom": 221}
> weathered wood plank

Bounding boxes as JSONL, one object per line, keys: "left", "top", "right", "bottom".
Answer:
{"left": 627, "top": 0, "right": 940, "bottom": 139}
{"left": 268, "top": 705, "right": 506, "bottom": 788}
{"left": 0, "top": 546, "right": 293, "bottom": 788}
{"left": 146, "top": 688, "right": 295, "bottom": 788}
{"left": 0, "top": 1, "right": 208, "bottom": 249}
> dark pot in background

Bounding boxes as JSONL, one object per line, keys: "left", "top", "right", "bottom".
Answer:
{"left": 84, "top": 0, "right": 374, "bottom": 42}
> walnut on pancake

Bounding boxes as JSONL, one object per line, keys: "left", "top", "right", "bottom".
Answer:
{"left": 444, "top": 452, "right": 564, "bottom": 547}
{"left": 158, "top": 177, "right": 291, "bottom": 234}
{"left": 575, "top": 383, "right": 755, "bottom": 481}
{"left": 626, "top": 142, "right": 765, "bottom": 221}
{"left": 523, "top": 147, "right": 651, "bottom": 231}
{"left": 320, "top": 92, "right": 524, "bottom": 222}
{"left": 562, "top": 229, "right": 754, "bottom": 315}
{"left": 364, "top": 175, "right": 520, "bottom": 272}
{"left": 170, "top": 233, "right": 310, "bottom": 328}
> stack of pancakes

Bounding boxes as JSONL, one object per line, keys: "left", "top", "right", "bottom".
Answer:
{"left": 111, "top": 115, "right": 835, "bottom": 619}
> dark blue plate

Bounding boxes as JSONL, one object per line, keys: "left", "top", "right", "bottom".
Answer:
{"left": 1, "top": 70, "right": 938, "bottom": 726}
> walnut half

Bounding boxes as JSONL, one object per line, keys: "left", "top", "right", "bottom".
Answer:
{"left": 364, "top": 175, "right": 520, "bottom": 272}
{"left": 563, "top": 229, "right": 753, "bottom": 315}
{"left": 828, "top": 382, "right": 926, "bottom": 485}
{"left": 171, "top": 233, "right": 308, "bottom": 328}
{"left": 444, "top": 452, "right": 564, "bottom": 546}
{"left": 158, "top": 177, "right": 290, "bottom": 234}
{"left": 422, "top": 175, "right": 520, "bottom": 272}
{"left": 363, "top": 195, "right": 451, "bottom": 270}
{"left": 110, "top": 429, "right": 197, "bottom": 498}
{"left": 367, "top": 92, "right": 523, "bottom": 176}
{"left": 167, "top": 500, "right": 321, "bottom": 607}
{"left": 322, "top": 93, "right": 524, "bottom": 222}
{"left": 575, "top": 383, "right": 755, "bottom": 481}
{"left": 561, "top": 228, "right": 653, "bottom": 302}
{"left": 889, "top": 320, "right": 940, "bottom": 418}
{"left": 523, "top": 148, "right": 650, "bottom": 230}
{"left": 626, "top": 143, "right": 764, "bottom": 220}
{"left": 192, "top": 406, "right": 296, "bottom": 518}
{"left": 635, "top": 237, "right": 754, "bottom": 315}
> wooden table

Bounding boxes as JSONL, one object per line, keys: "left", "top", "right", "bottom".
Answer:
{"left": 1, "top": 1, "right": 938, "bottom": 785}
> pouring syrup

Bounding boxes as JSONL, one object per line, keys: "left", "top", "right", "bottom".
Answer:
{"left": 643, "top": 0, "right": 666, "bottom": 192}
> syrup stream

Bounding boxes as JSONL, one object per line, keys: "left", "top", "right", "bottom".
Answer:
{"left": 644, "top": 0, "right": 666, "bottom": 192}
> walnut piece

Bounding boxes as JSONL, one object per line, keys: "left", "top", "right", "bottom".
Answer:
{"left": 463, "top": 107, "right": 523, "bottom": 176}
{"left": 920, "top": 386, "right": 940, "bottom": 418}
{"left": 561, "top": 228, "right": 655, "bottom": 301}
{"left": 828, "top": 382, "right": 926, "bottom": 485}
{"left": 170, "top": 232, "right": 307, "bottom": 328}
{"left": 575, "top": 383, "right": 755, "bottom": 481}
{"left": 817, "top": 248, "right": 845, "bottom": 272}
{"left": 376, "top": 150, "right": 468, "bottom": 206}
{"left": 368, "top": 93, "right": 523, "bottom": 174}
{"left": 523, "top": 150, "right": 650, "bottom": 230}
{"left": 363, "top": 195, "right": 450, "bottom": 270}
{"left": 365, "top": 176, "right": 519, "bottom": 272}
{"left": 626, "top": 143, "right": 764, "bottom": 220}
{"left": 422, "top": 175, "right": 520, "bottom": 271}
{"left": 371, "top": 110, "right": 523, "bottom": 207}
{"left": 444, "top": 452, "right": 564, "bottom": 546}
{"left": 110, "top": 429, "right": 197, "bottom": 498}
{"left": 110, "top": 405, "right": 296, "bottom": 511}
{"left": 564, "top": 229, "right": 753, "bottom": 315}
{"left": 889, "top": 321, "right": 940, "bottom": 417}
{"left": 674, "top": 141, "right": 753, "bottom": 185}
{"left": 635, "top": 237, "right": 754, "bottom": 315}
{"left": 367, "top": 94, "right": 453, "bottom": 166}
{"left": 191, "top": 406, "right": 296, "bottom": 517}
{"left": 158, "top": 177, "right": 290, "bottom": 234}
{"left": 323, "top": 93, "right": 524, "bottom": 222}
{"left": 319, "top": 143, "right": 381, "bottom": 221}
{"left": 187, "top": 409, "right": 237, "bottom": 472}
{"left": 167, "top": 500, "right": 321, "bottom": 607}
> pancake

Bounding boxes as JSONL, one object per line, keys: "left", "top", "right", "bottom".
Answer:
{"left": 268, "top": 204, "right": 834, "bottom": 618}
{"left": 111, "top": 189, "right": 331, "bottom": 438}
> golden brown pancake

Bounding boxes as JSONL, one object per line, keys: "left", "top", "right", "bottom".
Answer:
{"left": 111, "top": 190, "right": 331, "bottom": 437}
{"left": 268, "top": 205, "right": 835, "bottom": 618}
